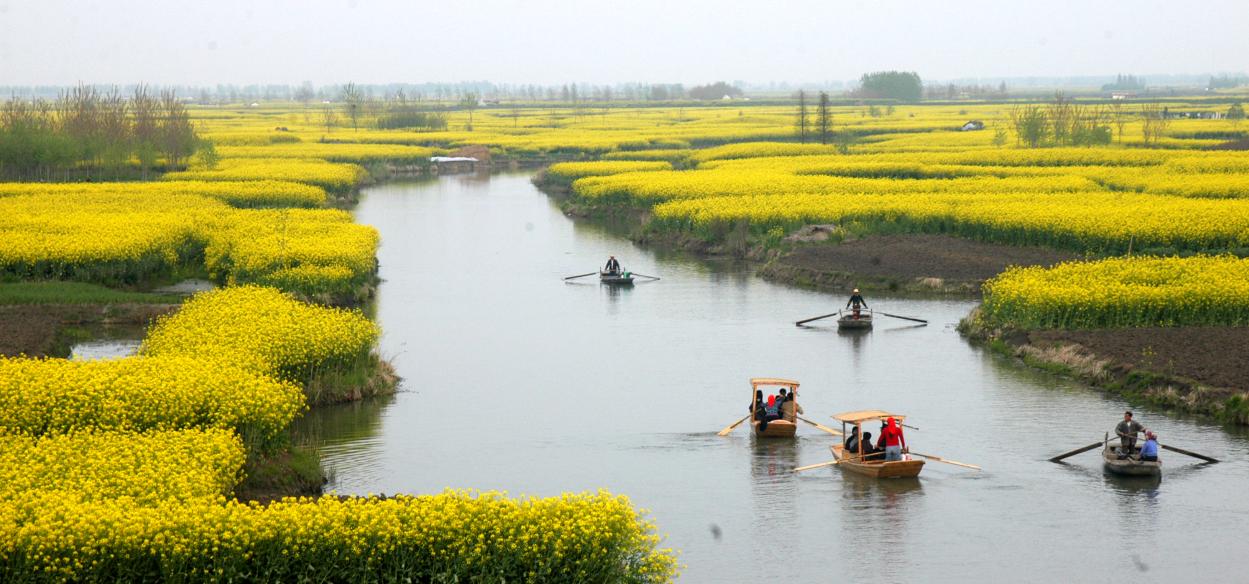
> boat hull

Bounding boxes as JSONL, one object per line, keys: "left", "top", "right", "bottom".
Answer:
{"left": 752, "top": 419, "right": 797, "bottom": 438}
{"left": 837, "top": 316, "right": 872, "bottom": 329}
{"left": 831, "top": 445, "right": 924, "bottom": 478}
{"left": 599, "top": 272, "right": 634, "bottom": 285}
{"left": 1102, "top": 447, "right": 1161, "bottom": 477}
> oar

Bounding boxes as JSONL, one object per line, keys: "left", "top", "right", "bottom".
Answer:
{"left": 1049, "top": 442, "right": 1103, "bottom": 462}
{"left": 878, "top": 312, "right": 928, "bottom": 324}
{"left": 797, "top": 415, "right": 844, "bottom": 436}
{"left": 795, "top": 453, "right": 867, "bottom": 472}
{"left": 563, "top": 272, "right": 597, "bottom": 280}
{"left": 1160, "top": 443, "right": 1219, "bottom": 463}
{"left": 909, "top": 451, "right": 981, "bottom": 470}
{"left": 794, "top": 460, "right": 841, "bottom": 472}
{"left": 630, "top": 272, "right": 661, "bottom": 280}
{"left": 795, "top": 312, "right": 839, "bottom": 326}
{"left": 716, "top": 415, "right": 750, "bottom": 436}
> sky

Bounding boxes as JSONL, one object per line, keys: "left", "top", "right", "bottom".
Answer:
{"left": 0, "top": 0, "right": 1245, "bottom": 86}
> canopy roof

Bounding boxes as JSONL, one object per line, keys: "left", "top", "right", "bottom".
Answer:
{"left": 750, "top": 378, "right": 800, "bottom": 388}
{"left": 832, "top": 410, "right": 907, "bottom": 423}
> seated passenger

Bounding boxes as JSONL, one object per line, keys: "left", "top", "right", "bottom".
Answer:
{"left": 779, "top": 389, "right": 803, "bottom": 421}
{"left": 748, "top": 389, "right": 763, "bottom": 414}
{"left": 1140, "top": 431, "right": 1159, "bottom": 462}
{"left": 860, "top": 432, "right": 878, "bottom": 459}
{"left": 763, "top": 395, "right": 781, "bottom": 421}
{"left": 844, "top": 427, "right": 860, "bottom": 455}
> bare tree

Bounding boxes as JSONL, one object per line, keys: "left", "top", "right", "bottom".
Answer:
{"left": 340, "top": 83, "right": 363, "bottom": 131}
{"left": 795, "top": 90, "right": 809, "bottom": 143}
{"left": 816, "top": 91, "right": 832, "bottom": 145}
{"left": 1140, "top": 103, "right": 1170, "bottom": 145}
{"left": 1109, "top": 101, "right": 1128, "bottom": 143}
{"left": 460, "top": 91, "right": 479, "bottom": 131}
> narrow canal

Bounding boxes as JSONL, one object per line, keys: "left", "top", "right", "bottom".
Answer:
{"left": 299, "top": 172, "right": 1249, "bottom": 582}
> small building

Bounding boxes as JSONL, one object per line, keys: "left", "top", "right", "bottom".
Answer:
{"left": 961, "top": 120, "right": 985, "bottom": 131}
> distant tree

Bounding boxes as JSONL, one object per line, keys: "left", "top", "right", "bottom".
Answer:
{"left": 998, "top": 81, "right": 1008, "bottom": 97}
{"left": 1228, "top": 102, "right": 1246, "bottom": 120}
{"left": 294, "top": 82, "right": 315, "bottom": 106}
{"left": 158, "top": 90, "right": 196, "bottom": 168}
{"left": 1140, "top": 103, "right": 1170, "bottom": 145}
{"left": 816, "top": 92, "right": 832, "bottom": 144}
{"left": 460, "top": 91, "right": 479, "bottom": 131}
{"left": 857, "top": 71, "right": 923, "bottom": 101}
{"left": 1010, "top": 105, "right": 1048, "bottom": 147}
{"left": 340, "top": 83, "right": 363, "bottom": 131}
{"left": 1109, "top": 101, "right": 1128, "bottom": 143}
{"left": 1101, "top": 74, "right": 1145, "bottom": 92}
{"left": 795, "top": 90, "right": 809, "bottom": 143}
{"left": 992, "top": 122, "right": 1008, "bottom": 148}
{"left": 195, "top": 139, "right": 220, "bottom": 169}
{"left": 689, "top": 82, "right": 743, "bottom": 100}
{"left": 321, "top": 105, "right": 339, "bottom": 133}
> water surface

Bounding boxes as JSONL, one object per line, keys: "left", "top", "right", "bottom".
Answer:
{"left": 302, "top": 173, "right": 1249, "bottom": 582}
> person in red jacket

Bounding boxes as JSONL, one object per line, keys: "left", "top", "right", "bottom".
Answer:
{"left": 876, "top": 417, "right": 907, "bottom": 461}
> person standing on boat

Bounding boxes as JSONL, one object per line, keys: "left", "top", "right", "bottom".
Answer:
{"left": 846, "top": 288, "right": 868, "bottom": 319}
{"left": 876, "top": 417, "right": 907, "bottom": 461}
{"left": 1115, "top": 411, "right": 1145, "bottom": 457}
{"left": 1140, "top": 431, "right": 1159, "bottom": 462}
{"left": 604, "top": 256, "right": 621, "bottom": 275}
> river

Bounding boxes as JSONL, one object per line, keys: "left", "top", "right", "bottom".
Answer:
{"left": 298, "top": 172, "right": 1249, "bottom": 582}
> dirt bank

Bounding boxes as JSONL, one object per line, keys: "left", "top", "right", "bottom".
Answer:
{"left": 760, "top": 234, "right": 1078, "bottom": 295}
{"left": 962, "top": 311, "right": 1249, "bottom": 424}
{"left": 0, "top": 303, "right": 179, "bottom": 357}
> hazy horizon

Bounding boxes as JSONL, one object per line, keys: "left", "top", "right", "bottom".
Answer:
{"left": 1, "top": 0, "right": 1246, "bottom": 87}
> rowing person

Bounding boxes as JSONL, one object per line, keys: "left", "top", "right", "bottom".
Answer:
{"left": 846, "top": 288, "right": 868, "bottom": 319}
{"left": 1115, "top": 411, "right": 1146, "bottom": 459}
{"left": 604, "top": 256, "right": 621, "bottom": 275}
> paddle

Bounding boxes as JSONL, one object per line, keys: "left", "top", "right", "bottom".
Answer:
{"left": 1160, "top": 443, "right": 1219, "bottom": 463}
{"left": 563, "top": 272, "right": 597, "bottom": 280}
{"left": 878, "top": 312, "right": 928, "bottom": 324}
{"left": 716, "top": 415, "right": 750, "bottom": 437}
{"left": 797, "top": 415, "right": 844, "bottom": 436}
{"left": 630, "top": 272, "right": 661, "bottom": 280}
{"left": 795, "top": 453, "right": 868, "bottom": 472}
{"left": 794, "top": 460, "right": 841, "bottom": 472}
{"left": 909, "top": 451, "right": 981, "bottom": 470}
{"left": 1048, "top": 442, "right": 1103, "bottom": 462}
{"left": 795, "top": 312, "right": 839, "bottom": 326}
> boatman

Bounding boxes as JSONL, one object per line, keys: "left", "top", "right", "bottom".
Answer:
{"left": 846, "top": 288, "right": 868, "bottom": 319}
{"left": 604, "top": 256, "right": 621, "bottom": 274}
{"left": 1115, "top": 411, "right": 1146, "bottom": 458}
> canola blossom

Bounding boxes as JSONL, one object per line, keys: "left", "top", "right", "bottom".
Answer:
{"left": 165, "top": 158, "right": 367, "bottom": 194}
{"left": 142, "top": 285, "right": 379, "bottom": 384}
{"left": 0, "top": 191, "right": 377, "bottom": 300}
{"left": 982, "top": 256, "right": 1249, "bottom": 329}
{"left": 0, "top": 355, "right": 304, "bottom": 439}
{"left": 0, "top": 180, "right": 327, "bottom": 208}
{"left": 0, "top": 429, "right": 244, "bottom": 504}
{"left": 0, "top": 490, "right": 678, "bottom": 583}
{"left": 544, "top": 160, "right": 673, "bottom": 185}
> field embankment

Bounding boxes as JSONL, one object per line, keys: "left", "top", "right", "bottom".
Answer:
{"left": 758, "top": 233, "right": 1078, "bottom": 295}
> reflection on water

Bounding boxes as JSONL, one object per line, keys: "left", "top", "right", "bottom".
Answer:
{"left": 303, "top": 173, "right": 1249, "bottom": 581}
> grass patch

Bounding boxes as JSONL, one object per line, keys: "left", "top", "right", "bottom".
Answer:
{"left": 303, "top": 352, "right": 400, "bottom": 406}
{"left": 0, "top": 281, "right": 182, "bottom": 305}
{"left": 235, "top": 445, "right": 325, "bottom": 504}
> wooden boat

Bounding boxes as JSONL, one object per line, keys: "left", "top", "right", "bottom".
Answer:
{"left": 829, "top": 410, "right": 924, "bottom": 478}
{"left": 599, "top": 271, "right": 635, "bottom": 285}
{"left": 837, "top": 308, "right": 873, "bottom": 330}
{"left": 1102, "top": 434, "right": 1161, "bottom": 477}
{"left": 748, "top": 378, "right": 801, "bottom": 438}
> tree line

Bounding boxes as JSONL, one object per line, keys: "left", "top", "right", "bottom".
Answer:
{"left": 1007, "top": 93, "right": 1170, "bottom": 148}
{"left": 0, "top": 86, "right": 198, "bottom": 180}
